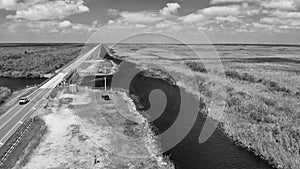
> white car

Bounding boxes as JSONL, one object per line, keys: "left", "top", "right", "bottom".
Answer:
{"left": 19, "top": 97, "right": 30, "bottom": 105}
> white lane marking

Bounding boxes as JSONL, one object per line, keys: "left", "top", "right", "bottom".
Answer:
{"left": 0, "top": 89, "right": 44, "bottom": 130}
{"left": 0, "top": 122, "right": 22, "bottom": 144}
{"left": 0, "top": 90, "right": 52, "bottom": 144}
{"left": 19, "top": 90, "right": 53, "bottom": 123}
{"left": 0, "top": 104, "right": 19, "bottom": 121}
{"left": 0, "top": 88, "right": 41, "bottom": 121}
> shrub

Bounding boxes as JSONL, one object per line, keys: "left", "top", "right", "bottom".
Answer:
{"left": 225, "top": 70, "right": 258, "bottom": 83}
{"left": 225, "top": 70, "right": 291, "bottom": 94}
{"left": 185, "top": 62, "right": 207, "bottom": 73}
{"left": 0, "top": 87, "right": 12, "bottom": 104}
{"left": 261, "top": 79, "right": 291, "bottom": 93}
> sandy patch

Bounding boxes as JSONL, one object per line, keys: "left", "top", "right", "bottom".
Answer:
{"left": 20, "top": 88, "right": 173, "bottom": 169}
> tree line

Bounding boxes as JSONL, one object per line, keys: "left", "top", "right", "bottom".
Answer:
{"left": 0, "top": 45, "right": 83, "bottom": 78}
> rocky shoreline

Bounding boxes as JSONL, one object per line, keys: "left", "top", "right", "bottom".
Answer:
{"left": 121, "top": 92, "right": 174, "bottom": 168}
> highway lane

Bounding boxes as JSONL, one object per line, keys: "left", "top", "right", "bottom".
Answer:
{"left": 0, "top": 44, "right": 100, "bottom": 147}
{"left": 0, "top": 89, "right": 51, "bottom": 145}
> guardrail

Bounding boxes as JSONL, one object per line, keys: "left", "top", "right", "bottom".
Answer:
{"left": 0, "top": 118, "right": 35, "bottom": 166}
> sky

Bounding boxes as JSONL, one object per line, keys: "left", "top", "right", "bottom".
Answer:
{"left": 1, "top": 0, "right": 300, "bottom": 44}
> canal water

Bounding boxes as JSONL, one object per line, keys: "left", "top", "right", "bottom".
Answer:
{"left": 82, "top": 61, "right": 275, "bottom": 169}
{"left": 0, "top": 77, "right": 46, "bottom": 91}
{"left": 128, "top": 71, "right": 274, "bottom": 169}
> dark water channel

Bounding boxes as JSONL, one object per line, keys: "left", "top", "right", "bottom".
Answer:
{"left": 81, "top": 61, "right": 274, "bottom": 169}
{"left": 0, "top": 77, "right": 46, "bottom": 91}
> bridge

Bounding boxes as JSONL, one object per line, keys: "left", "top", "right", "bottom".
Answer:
{"left": 0, "top": 44, "right": 111, "bottom": 148}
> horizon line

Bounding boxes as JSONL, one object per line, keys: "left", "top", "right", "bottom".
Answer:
{"left": 0, "top": 42, "right": 300, "bottom": 47}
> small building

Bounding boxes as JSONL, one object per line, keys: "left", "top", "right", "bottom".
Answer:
{"left": 69, "top": 84, "right": 78, "bottom": 93}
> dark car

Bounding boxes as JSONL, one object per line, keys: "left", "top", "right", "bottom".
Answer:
{"left": 101, "top": 95, "right": 110, "bottom": 101}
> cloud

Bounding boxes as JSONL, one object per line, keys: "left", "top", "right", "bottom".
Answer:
{"left": 92, "top": 20, "right": 98, "bottom": 27}
{"left": 109, "top": 3, "right": 181, "bottom": 27}
{"left": 105, "top": 0, "right": 300, "bottom": 35}
{"left": 107, "top": 3, "right": 180, "bottom": 28}
{"left": 202, "top": 5, "right": 241, "bottom": 16}
{"left": 210, "top": 0, "right": 258, "bottom": 4}
{"left": 59, "top": 20, "right": 72, "bottom": 28}
{"left": 180, "top": 13, "right": 205, "bottom": 23}
{"left": 6, "top": 0, "right": 89, "bottom": 21}
{"left": 0, "top": 0, "right": 17, "bottom": 10}
{"left": 3, "top": 0, "right": 300, "bottom": 40}
{"left": 105, "top": 2, "right": 260, "bottom": 34}
{"left": 103, "top": 2, "right": 184, "bottom": 34}
{"left": 154, "top": 20, "right": 182, "bottom": 31}
{"left": 261, "top": 0, "right": 298, "bottom": 10}
{"left": 2, "top": 20, "right": 98, "bottom": 34}
{"left": 159, "top": 3, "right": 180, "bottom": 15}
{"left": 180, "top": 4, "right": 247, "bottom": 25}
{"left": 295, "top": 0, "right": 300, "bottom": 7}
{"left": 215, "top": 16, "right": 241, "bottom": 22}
{"left": 210, "top": 0, "right": 300, "bottom": 11}
{"left": 260, "top": 17, "right": 278, "bottom": 24}
{"left": 259, "top": 13, "right": 300, "bottom": 31}
{"left": 180, "top": 5, "right": 243, "bottom": 24}
{"left": 271, "top": 10, "right": 300, "bottom": 18}
{"left": 117, "top": 11, "right": 168, "bottom": 25}
{"left": 210, "top": 0, "right": 300, "bottom": 10}
{"left": 252, "top": 22, "right": 274, "bottom": 29}
{"left": 107, "top": 9, "right": 119, "bottom": 16}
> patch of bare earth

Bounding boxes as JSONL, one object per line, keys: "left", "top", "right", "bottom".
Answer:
{"left": 16, "top": 87, "right": 173, "bottom": 169}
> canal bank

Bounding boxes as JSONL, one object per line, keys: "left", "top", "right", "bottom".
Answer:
{"left": 127, "top": 70, "right": 275, "bottom": 169}
{"left": 89, "top": 60, "right": 275, "bottom": 169}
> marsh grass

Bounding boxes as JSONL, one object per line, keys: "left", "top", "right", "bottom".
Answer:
{"left": 112, "top": 44, "right": 300, "bottom": 169}
{"left": 207, "top": 57, "right": 300, "bottom": 169}
{"left": 225, "top": 70, "right": 292, "bottom": 94}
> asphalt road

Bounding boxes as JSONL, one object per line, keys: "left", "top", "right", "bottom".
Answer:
{"left": 0, "top": 44, "right": 100, "bottom": 147}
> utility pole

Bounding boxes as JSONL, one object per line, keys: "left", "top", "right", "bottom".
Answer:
{"left": 104, "top": 64, "right": 107, "bottom": 91}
